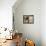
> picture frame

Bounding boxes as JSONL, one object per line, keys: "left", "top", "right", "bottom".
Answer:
{"left": 23, "top": 15, "right": 34, "bottom": 24}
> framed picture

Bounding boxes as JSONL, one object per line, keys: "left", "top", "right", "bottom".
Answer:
{"left": 23, "top": 15, "right": 34, "bottom": 24}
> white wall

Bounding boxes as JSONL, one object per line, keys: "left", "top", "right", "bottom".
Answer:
{"left": 0, "top": 0, "right": 16, "bottom": 30}
{"left": 13, "top": 0, "right": 41, "bottom": 46}
{"left": 41, "top": 0, "right": 46, "bottom": 46}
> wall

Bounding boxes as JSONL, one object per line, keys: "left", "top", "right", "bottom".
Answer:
{"left": 13, "top": 0, "right": 41, "bottom": 46}
{"left": 41, "top": 0, "right": 46, "bottom": 46}
{"left": 0, "top": 0, "right": 16, "bottom": 30}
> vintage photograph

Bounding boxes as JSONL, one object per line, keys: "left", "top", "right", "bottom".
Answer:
{"left": 23, "top": 15, "right": 34, "bottom": 24}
